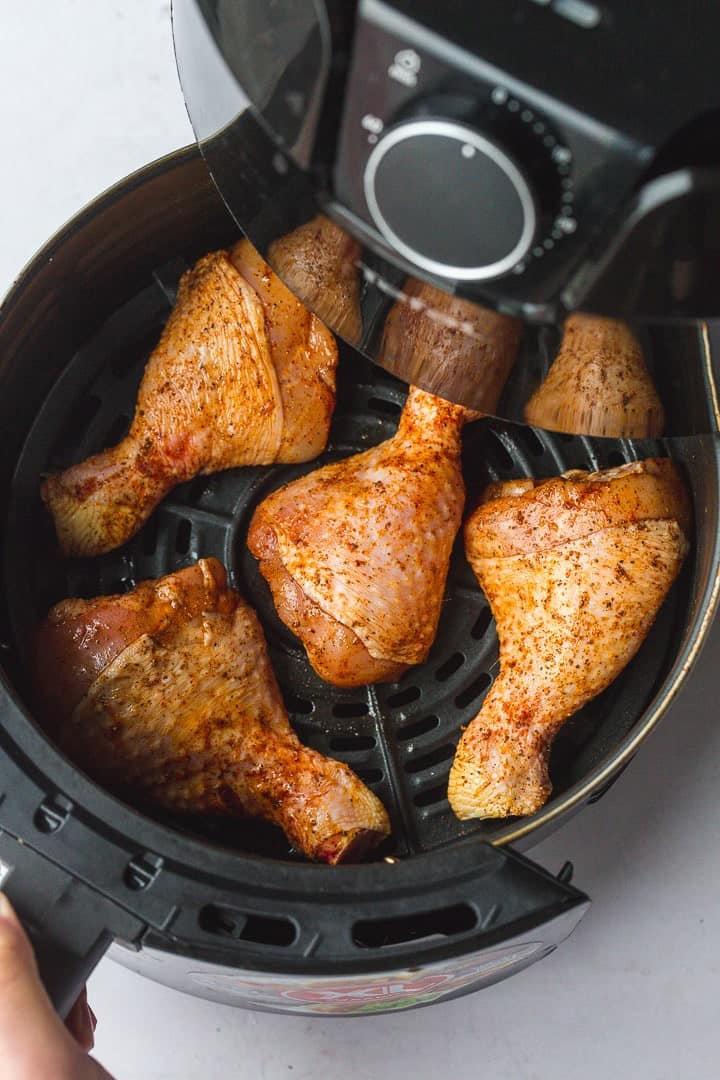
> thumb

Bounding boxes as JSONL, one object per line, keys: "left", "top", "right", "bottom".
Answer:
{"left": 0, "top": 892, "right": 79, "bottom": 1076}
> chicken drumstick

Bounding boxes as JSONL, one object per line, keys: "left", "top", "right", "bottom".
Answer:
{"left": 380, "top": 278, "right": 521, "bottom": 414}
{"left": 524, "top": 314, "right": 664, "bottom": 438}
{"left": 35, "top": 559, "right": 390, "bottom": 863}
{"left": 449, "top": 459, "right": 690, "bottom": 820}
{"left": 248, "top": 387, "right": 476, "bottom": 688}
{"left": 42, "top": 239, "right": 338, "bottom": 558}
{"left": 267, "top": 214, "right": 363, "bottom": 345}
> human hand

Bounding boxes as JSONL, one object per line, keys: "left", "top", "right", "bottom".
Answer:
{"left": 0, "top": 892, "right": 115, "bottom": 1079}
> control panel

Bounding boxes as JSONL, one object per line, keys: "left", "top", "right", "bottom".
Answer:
{"left": 332, "top": 0, "right": 648, "bottom": 306}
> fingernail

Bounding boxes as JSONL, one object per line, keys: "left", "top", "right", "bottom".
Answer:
{"left": 84, "top": 1005, "right": 95, "bottom": 1051}
{"left": 89, "top": 1004, "right": 98, "bottom": 1031}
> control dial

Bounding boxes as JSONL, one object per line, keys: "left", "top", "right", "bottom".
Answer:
{"left": 361, "top": 93, "right": 570, "bottom": 282}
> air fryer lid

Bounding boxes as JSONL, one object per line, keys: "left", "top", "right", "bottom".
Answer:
{"left": 172, "top": 0, "right": 720, "bottom": 438}
{"left": 0, "top": 148, "right": 717, "bottom": 1017}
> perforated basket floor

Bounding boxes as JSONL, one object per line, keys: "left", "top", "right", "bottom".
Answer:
{"left": 5, "top": 257, "right": 683, "bottom": 860}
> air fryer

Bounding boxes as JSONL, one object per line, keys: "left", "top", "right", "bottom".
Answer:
{"left": 172, "top": 0, "right": 720, "bottom": 434}
{"left": 0, "top": 2, "right": 718, "bottom": 1019}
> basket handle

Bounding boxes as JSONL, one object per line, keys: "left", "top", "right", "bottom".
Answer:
{"left": 0, "top": 831, "right": 141, "bottom": 1018}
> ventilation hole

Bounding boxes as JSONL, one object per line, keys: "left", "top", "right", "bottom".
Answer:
{"left": 353, "top": 903, "right": 476, "bottom": 948}
{"left": 291, "top": 721, "right": 314, "bottom": 742}
{"left": 518, "top": 426, "right": 545, "bottom": 457}
{"left": 103, "top": 413, "right": 130, "bottom": 447}
{"left": 397, "top": 714, "right": 440, "bottom": 742}
{"left": 435, "top": 652, "right": 465, "bottom": 682}
{"left": 386, "top": 685, "right": 421, "bottom": 709}
{"left": 110, "top": 354, "right": 133, "bottom": 378}
{"left": 455, "top": 672, "right": 492, "bottom": 709}
{"left": 607, "top": 449, "right": 627, "bottom": 467}
{"left": 189, "top": 475, "right": 211, "bottom": 501}
{"left": 405, "top": 744, "right": 456, "bottom": 775}
{"left": 414, "top": 784, "right": 448, "bottom": 808}
{"left": 175, "top": 518, "right": 192, "bottom": 555}
{"left": 285, "top": 694, "right": 314, "bottom": 715}
{"left": 110, "top": 341, "right": 152, "bottom": 378}
{"left": 368, "top": 396, "right": 402, "bottom": 417}
{"left": 329, "top": 735, "right": 376, "bottom": 752}
{"left": 241, "top": 914, "right": 297, "bottom": 946}
{"left": 99, "top": 574, "right": 132, "bottom": 595}
{"left": 354, "top": 768, "right": 384, "bottom": 784}
{"left": 470, "top": 607, "right": 493, "bottom": 640}
{"left": 332, "top": 702, "right": 369, "bottom": 718}
{"left": 54, "top": 394, "right": 101, "bottom": 455}
{"left": 199, "top": 904, "right": 296, "bottom": 947}
{"left": 199, "top": 906, "right": 241, "bottom": 937}
{"left": 66, "top": 563, "right": 100, "bottom": 599}
{"left": 486, "top": 431, "right": 515, "bottom": 472}
{"left": 141, "top": 518, "right": 159, "bottom": 556}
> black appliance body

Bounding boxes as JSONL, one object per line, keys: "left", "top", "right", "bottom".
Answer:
{"left": 173, "top": 0, "right": 720, "bottom": 326}
{"left": 170, "top": 0, "right": 720, "bottom": 440}
{"left": 0, "top": 149, "right": 718, "bottom": 1017}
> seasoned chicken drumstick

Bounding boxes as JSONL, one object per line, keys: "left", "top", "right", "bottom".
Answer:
{"left": 248, "top": 387, "right": 476, "bottom": 688}
{"left": 35, "top": 559, "right": 390, "bottom": 863}
{"left": 380, "top": 278, "right": 521, "bottom": 414}
{"left": 525, "top": 314, "right": 664, "bottom": 438}
{"left": 268, "top": 214, "right": 363, "bottom": 345}
{"left": 42, "top": 239, "right": 338, "bottom": 557}
{"left": 449, "top": 459, "right": 690, "bottom": 820}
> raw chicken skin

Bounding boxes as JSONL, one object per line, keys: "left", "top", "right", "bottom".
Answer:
{"left": 42, "top": 242, "right": 338, "bottom": 557}
{"left": 449, "top": 459, "right": 690, "bottom": 820}
{"left": 35, "top": 559, "right": 390, "bottom": 863}
{"left": 267, "top": 215, "right": 363, "bottom": 345}
{"left": 228, "top": 239, "right": 338, "bottom": 462}
{"left": 248, "top": 387, "right": 475, "bottom": 687}
{"left": 34, "top": 556, "right": 232, "bottom": 729}
{"left": 524, "top": 314, "right": 664, "bottom": 438}
{"left": 380, "top": 278, "right": 521, "bottom": 414}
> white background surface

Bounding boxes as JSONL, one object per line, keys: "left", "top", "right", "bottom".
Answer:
{"left": 1, "top": 3, "right": 719, "bottom": 1078}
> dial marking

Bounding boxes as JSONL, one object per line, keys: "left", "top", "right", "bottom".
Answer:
{"left": 272, "top": 153, "right": 288, "bottom": 176}
{"left": 361, "top": 114, "right": 384, "bottom": 135}
{"left": 388, "top": 48, "right": 421, "bottom": 87}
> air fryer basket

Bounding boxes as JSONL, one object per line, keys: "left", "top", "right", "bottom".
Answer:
{"left": 0, "top": 147, "right": 718, "bottom": 1016}
{"left": 0, "top": 266, "right": 694, "bottom": 857}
